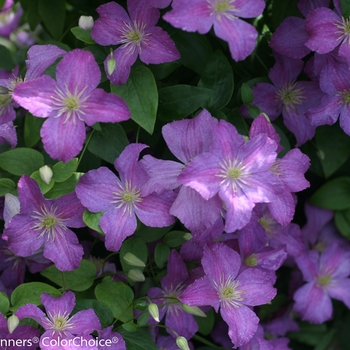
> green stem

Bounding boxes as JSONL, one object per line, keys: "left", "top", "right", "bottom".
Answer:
{"left": 192, "top": 334, "right": 229, "bottom": 350}
{"left": 77, "top": 129, "right": 95, "bottom": 169}
{"left": 135, "top": 126, "right": 140, "bottom": 143}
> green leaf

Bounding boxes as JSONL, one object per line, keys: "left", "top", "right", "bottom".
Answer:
{"left": 163, "top": 231, "right": 188, "bottom": 248}
{"left": 10, "top": 282, "right": 60, "bottom": 312}
{"left": 240, "top": 83, "right": 254, "bottom": 105}
{"left": 0, "top": 46, "right": 15, "bottom": 70}
{"left": 88, "top": 124, "right": 129, "bottom": 164}
{"left": 118, "top": 328, "right": 158, "bottom": 350}
{"left": 172, "top": 31, "right": 213, "bottom": 74}
{"left": 335, "top": 209, "right": 350, "bottom": 240}
{"left": 341, "top": 0, "right": 350, "bottom": 18}
{"left": 74, "top": 299, "right": 113, "bottom": 329}
{"left": 111, "top": 66, "right": 158, "bottom": 134}
{"left": 70, "top": 26, "right": 95, "bottom": 44}
{"left": 158, "top": 85, "right": 213, "bottom": 121}
{"left": 0, "top": 178, "right": 16, "bottom": 196}
{"left": 198, "top": 50, "right": 234, "bottom": 109}
{"left": 22, "top": 0, "right": 41, "bottom": 30}
{"left": 154, "top": 243, "right": 170, "bottom": 269}
{"left": 309, "top": 176, "right": 350, "bottom": 210}
{"left": 30, "top": 171, "right": 54, "bottom": 194}
{"left": 134, "top": 225, "right": 172, "bottom": 243}
{"left": 52, "top": 158, "right": 78, "bottom": 182}
{"left": 315, "top": 123, "right": 350, "bottom": 178}
{"left": 288, "top": 322, "right": 327, "bottom": 346}
{"left": 0, "top": 292, "right": 9, "bottom": 315}
{"left": 38, "top": 0, "right": 66, "bottom": 39}
{"left": 41, "top": 260, "right": 97, "bottom": 292}
{"left": 45, "top": 173, "right": 83, "bottom": 198}
{"left": 95, "top": 280, "right": 134, "bottom": 322}
{"left": 195, "top": 309, "right": 215, "bottom": 336}
{"left": 24, "top": 112, "right": 44, "bottom": 148}
{"left": 0, "top": 148, "right": 44, "bottom": 176}
{"left": 0, "top": 0, "right": 6, "bottom": 8}
{"left": 248, "top": 105, "right": 261, "bottom": 118}
{"left": 83, "top": 210, "right": 104, "bottom": 234}
{"left": 122, "top": 321, "right": 138, "bottom": 332}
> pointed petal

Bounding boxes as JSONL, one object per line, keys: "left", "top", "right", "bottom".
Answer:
{"left": 54, "top": 192, "right": 85, "bottom": 228}
{"left": 16, "top": 304, "right": 46, "bottom": 325}
{"left": 100, "top": 208, "right": 137, "bottom": 252}
{"left": 43, "top": 228, "right": 83, "bottom": 271}
{"left": 161, "top": 250, "right": 189, "bottom": 289}
{"left": 221, "top": 305, "right": 259, "bottom": 347}
{"left": 69, "top": 309, "right": 101, "bottom": 334}
{"left": 328, "top": 278, "right": 350, "bottom": 308}
{"left": 76, "top": 167, "right": 120, "bottom": 212}
{"left": 83, "top": 89, "right": 130, "bottom": 125}
{"left": 41, "top": 291, "right": 75, "bottom": 317}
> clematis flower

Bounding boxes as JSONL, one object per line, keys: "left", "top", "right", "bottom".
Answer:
{"left": 3, "top": 175, "right": 85, "bottom": 271}
{"left": 293, "top": 243, "right": 350, "bottom": 323}
{"left": 16, "top": 291, "right": 101, "bottom": 350}
{"left": 91, "top": 0, "right": 180, "bottom": 85}
{"left": 0, "top": 0, "right": 23, "bottom": 38}
{"left": 148, "top": 250, "right": 198, "bottom": 340}
{"left": 306, "top": 61, "right": 350, "bottom": 136}
{"left": 178, "top": 119, "right": 283, "bottom": 233}
{"left": 179, "top": 243, "right": 276, "bottom": 347}
{"left": 0, "top": 121, "right": 17, "bottom": 148}
{"left": 76, "top": 143, "right": 175, "bottom": 252}
{"left": 163, "top": 0, "right": 265, "bottom": 61}
{"left": 12, "top": 49, "right": 130, "bottom": 162}
{"left": 251, "top": 53, "right": 324, "bottom": 146}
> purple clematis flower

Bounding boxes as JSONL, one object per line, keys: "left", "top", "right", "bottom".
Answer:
{"left": 178, "top": 119, "right": 283, "bottom": 233}
{"left": 304, "top": 3, "right": 350, "bottom": 63}
{"left": 16, "top": 291, "right": 101, "bottom": 350}
{"left": 12, "top": 49, "right": 130, "bottom": 162}
{"left": 306, "top": 60, "right": 350, "bottom": 135}
{"left": 76, "top": 143, "right": 175, "bottom": 252}
{"left": 148, "top": 250, "right": 198, "bottom": 340}
{"left": 251, "top": 53, "right": 324, "bottom": 146}
{"left": 91, "top": 0, "right": 180, "bottom": 85}
{"left": 163, "top": 0, "right": 265, "bottom": 61}
{"left": 3, "top": 175, "right": 85, "bottom": 271}
{"left": 293, "top": 243, "right": 350, "bottom": 323}
{"left": 0, "top": 0, "right": 23, "bottom": 38}
{"left": 0, "top": 122, "right": 17, "bottom": 148}
{"left": 179, "top": 242, "right": 276, "bottom": 347}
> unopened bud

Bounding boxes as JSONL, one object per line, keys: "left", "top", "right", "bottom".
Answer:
{"left": 128, "top": 269, "right": 145, "bottom": 282}
{"left": 78, "top": 15, "right": 94, "bottom": 30}
{"left": 183, "top": 232, "right": 192, "bottom": 241}
{"left": 123, "top": 252, "right": 146, "bottom": 267}
{"left": 148, "top": 302, "right": 160, "bottom": 322}
{"left": 107, "top": 57, "right": 116, "bottom": 75}
{"left": 182, "top": 304, "right": 206, "bottom": 318}
{"left": 176, "top": 336, "right": 190, "bottom": 350}
{"left": 4, "top": 193, "right": 20, "bottom": 228}
{"left": 8, "top": 315, "right": 19, "bottom": 334}
{"left": 39, "top": 165, "right": 53, "bottom": 184}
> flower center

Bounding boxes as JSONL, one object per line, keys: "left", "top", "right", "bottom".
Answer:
{"left": 275, "top": 80, "right": 305, "bottom": 112}
{"left": 119, "top": 20, "right": 150, "bottom": 54}
{"left": 214, "top": 275, "right": 245, "bottom": 309}
{"left": 334, "top": 17, "right": 350, "bottom": 45}
{"left": 207, "top": 0, "right": 236, "bottom": 21}
{"left": 258, "top": 213, "right": 279, "bottom": 237}
{"left": 31, "top": 205, "right": 67, "bottom": 241}
{"left": 317, "top": 275, "right": 331, "bottom": 287}
{"left": 337, "top": 89, "right": 350, "bottom": 105}
{"left": 111, "top": 180, "right": 142, "bottom": 216}
{"left": 51, "top": 83, "right": 90, "bottom": 125}
{"left": 244, "top": 254, "right": 258, "bottom": 267}
{"left": 216, "top": 158, "right": 248, "bottom": 192}
{"left": 43, "top": 311, "right": 73, "bottom": 336}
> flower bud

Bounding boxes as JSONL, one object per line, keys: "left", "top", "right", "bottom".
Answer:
{"left": 176, "top": 336, "right": 190, "bottom": 350}
{"left": 148, "top": 302, "right": 160, "bottom": 322}
{"left": 183, "top": 232, "right": 192, "bottom": 241}
{"left": 128, "top": 269, "right": 145, "bottom": 282}
{"left": 182, "top": 304, "right": 207, "bottom": 318}
{"left": 78, "top": 15, "right": 94, "bottom": 30}
{"left": 4, "top": 193, "right": 20, "bottom": 228}
{"left": 123, "top": 252, "right": 146, "bottom": 267}
{"left": 8, "top": 315, "right": 19, "bottom": 334}
{"left": 107, "top": 57, "right": 117, "bottom": 76}
{"left": 39, "top": 165, "right": 53, "bottom": 184}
